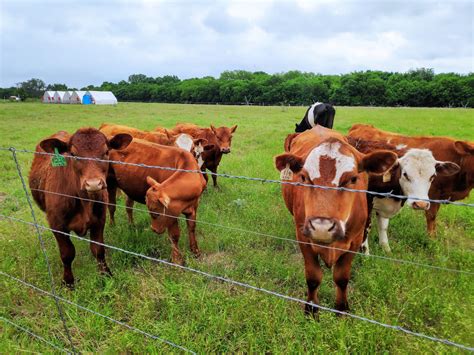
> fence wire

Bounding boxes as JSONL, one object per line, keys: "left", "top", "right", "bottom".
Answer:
{"left": 2, "top": 147, "right": 473, "bottom": 207}
{"left": 24, "top": 189, "right": 474, "bottom": 276}
{"left": 1, "top": 315, "right": 71, "bottom": 354}
{"left": 0, "top": 216, "right": 472, "bottom": 351}
{"left": 0, "top": 272, "right": 195, "bottom": 354}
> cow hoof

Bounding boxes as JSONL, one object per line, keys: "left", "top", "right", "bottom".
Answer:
{"left": 304, "top": 303, "right": 319, "bottom": 320}
{"left": 172, "top": 257, "right": 185, "bottom": 266}
{"left": 380, "top": 243, "right": 391, "bottom": 253}
{"left": 192, "top": 249, "right": 201, "bottom": 258}
{"left": 62, "top": 280, "right": 75, "bottom": 290}
{"left": 335, "top": 302, "right": 349, "bottom": 315}
{"left": 360, "top": 245, "right": 370, "bottom": 255}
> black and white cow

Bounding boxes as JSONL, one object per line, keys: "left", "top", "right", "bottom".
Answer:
{"left": 295, "top": 102, "right": 336, "bottom": 132}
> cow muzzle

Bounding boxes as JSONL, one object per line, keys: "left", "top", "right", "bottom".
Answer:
{"left": 221, "top": 147, "right": 231, "bottom": 154}
{"left": 411, "top": 200, "right": 430, "bottom": 210}
{"left": 83, "top": 178, "right": 105, "bottom": 193}
{"left": 304, "top": 217, "right": 345, "bottom": 243}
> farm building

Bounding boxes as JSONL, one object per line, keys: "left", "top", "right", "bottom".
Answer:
{"left": 84, "top": 91, "right": 118, "bottom": 105}
{"left": 42, "top": 91, "right": 55, "bottom": 103}
{"left": 69, "top": 91, "right": 87, "bottom": 104}
{"left": 53, "top": 91, "right": 71, "bottom": 104}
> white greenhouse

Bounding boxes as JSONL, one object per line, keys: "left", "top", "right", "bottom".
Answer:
{"left": 42, "top": 91, "right": 55, "bottom": 103}
{"left": 53, "top": 91, "right": 71, "bottom": 104}
{"left": 69, "top": 91, "right": 87, "bottom": 104}
{"left": 84, "top": 91, "right": 118, "bottom": 105}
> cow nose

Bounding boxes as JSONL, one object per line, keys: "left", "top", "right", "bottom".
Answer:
{"left": 84, "top": 179, "right": 104, "bottom": 192}
{"left": 412, "top": 201, "right": 430, "bottom": 210}
{"left": 305, "top": 217, "right": 341, "bottom": 242}
{"left": 221, "top": 148, "right": 231, "bottom": 154}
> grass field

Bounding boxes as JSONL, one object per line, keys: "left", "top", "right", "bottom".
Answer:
{"left": 0, "top": 102, "right": 473, "bottom": 353}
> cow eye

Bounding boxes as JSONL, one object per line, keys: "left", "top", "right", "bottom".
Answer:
{"left": 350, "top": 176, "right": 358, "bottom": 184}
{"left": 403, "top": 172, "right": 410, "bottom": 181}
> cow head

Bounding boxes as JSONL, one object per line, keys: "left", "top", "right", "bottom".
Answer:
{"left": 191, "top": 138, "right": 214, "bottom": 168}
{"left": 145, "top": 176, "right": 173, "bottom": 234}
{"left": 275, "top": 138, "right": 397, "bottom": 243}
{"left": 40, "top": 128, "right": 132, "bottom": 196}
{"left": 397, "top": 149, "right": 460, "bottom": 210}
{"left": 210, "top": 124, "right": 237, "bottom": 154}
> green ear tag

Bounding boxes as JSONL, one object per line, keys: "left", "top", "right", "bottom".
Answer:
{"left": 51, "top": 148, "right": 67, "bottom": 167}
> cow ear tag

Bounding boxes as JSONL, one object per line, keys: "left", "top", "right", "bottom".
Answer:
{"left": 280, "top": 164, "right": 293, "bottom": 181}
{"left": 382, "top": 170, "right": 391, "bottom": 183}
{"left": 51, "top": 148, "right": 67, "bottom": 167}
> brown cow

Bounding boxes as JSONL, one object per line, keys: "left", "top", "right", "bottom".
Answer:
{"left": 348, "top": 124, "right": 473, "bottom": 235}
{"left": 28, "top": 128, "right": 132, "bottom": 286}
{"left": 169, "top": 123, "right": 237, "bottom": 187}
{"left": 107, "top": 139, "right": 206, "bottom": 264}
{"left": 275, "top": 126, "right": 397, "bottom": 314}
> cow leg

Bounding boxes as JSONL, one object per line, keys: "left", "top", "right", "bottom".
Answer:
{"left": 425, "top": 203, "right": 440, "bottom": 237}
{"left": 360, "top": 195, "right": 373, "bottom": 255}
{"left": 184, "top": 209, "right": 200, "bottom": 257}
{"left": 209, "top": 166, "right": 218, "bottom": 187}
{"left": 107, "top": 183, "right": 117, "bottom": 225}
{"left": 90, "top": 216, "right": 112, "bottom": 277}
{"left": 167, "top": 220, "right": 184, "bottom": 265}
{"left": 201, "top": 166, "right": 209, "bottom": 184}
{"left": 333, "top": 252, "right": 355, "bottom": 313}
{"left": 300, "top": 245, "right": 323, "bottom": 317}
{"left": 53, "top": 231, "right": 76, "bottom": 287}
{"left": 125, "top": 197, "right": 135, "bottom": 225}
{"left": 376, "top": 213, "right": 391, "bottom": 253}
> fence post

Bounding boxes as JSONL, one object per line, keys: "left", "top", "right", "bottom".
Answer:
{"left": 9, "top": 147, "right": 76, "bottom": 353}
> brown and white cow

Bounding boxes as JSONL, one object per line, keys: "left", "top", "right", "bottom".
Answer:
{"left": 107, "top": 139, "right": 206, "bottom": 265}
{"left": 169, "top": 123, "right": 237, "bottom": 187}
{"left": 349, "top": 124, "right": 472, "bottom": 235}
{"left": 29, "top": 128, "right": 132, "bottom": 286}
{"left": 275, "top": 126, "right": 397, "bottom": 314}
{"left": 347, "top": 137, "right": 460, "bottom": 254}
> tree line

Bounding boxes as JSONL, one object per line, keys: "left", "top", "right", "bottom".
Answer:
{"left": 2, "top": 68, "right": 473, "bottom": 107}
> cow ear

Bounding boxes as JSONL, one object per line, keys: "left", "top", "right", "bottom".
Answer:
{"left": 194, "top": 138, "right": 207, "bottom": 146}
{"left": 435, "top": 161, "right": 460, "bottom": 176}
{"left": 454, "top": 141, "right": 474, "bottom": 155}
{"left": 231, "top": 125, "right": 238, "bottom": 133}
{"left": 109, "top": 133, "right": 132, "bottom": 150}
{"left": 146, "top": 176, "right": 160, "bottom": 187}
{"left": 164, "top": 129, "right": 172, "bottom": 140}
{"left": 360, "top": 150, "right": 398, "bottom": 175}
{"left": 40, "top": 138, "right": 69, "bottom": 154}
{"left": 275, "top": 153, "right": 304, "bottom": 173}
{"left": 284, "top": 133, "right": 299, "bottom": 152}
{"left": 210, "top": 125, "right": 217, "bottom": 134}
{"left": 204, "top": 144, "right": 215, "bottom": 151}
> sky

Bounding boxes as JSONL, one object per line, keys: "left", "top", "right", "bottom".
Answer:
{"left": 0, "top": 0, "right": 472, "bottom": 88}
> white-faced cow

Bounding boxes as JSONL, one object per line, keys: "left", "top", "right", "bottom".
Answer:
{"left": 276, "top": 126, "right": 397, "bottom": 315}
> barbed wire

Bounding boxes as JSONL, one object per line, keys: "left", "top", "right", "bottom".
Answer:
{"left": 0, "top": 272, "right": 196, "bottom": 354}
{"left": 2, "top": 147, "right": 473, "bottom": 207}
{"left": 1, "top": 316, "right": 71, "bottom": 354}
{"left": 1, "top": 216, "right": 472, "bottom": 351}
{"left": 24, "top": 189, "right": 474, "bottom": 276}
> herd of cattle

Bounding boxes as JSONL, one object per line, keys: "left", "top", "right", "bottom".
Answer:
{"left": 27, "top": 108, "right": 473, "bottom": 315}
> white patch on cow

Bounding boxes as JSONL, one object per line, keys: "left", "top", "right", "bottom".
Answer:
{"left": 303, "top": 141, "right": 355, "bottom": 185}
{"left": 197, "top": 155, "right": 204, "bottom": 168}
{"left": 307, "top": 102, "right": 323, "bottom": 127}
{"left": 396, "top": 144, "right": 407, "bottom": 150}
{"left": 373, "top": 197, "right": 402, "bottom": 218}
{"left": 175, "top": 134, "right": 193, "bottom": 152}
{"left": 193, "top": 143, "right": 205, "bottom": 168}
{"left": 398, "top": 149, "right": 437, "bottom": 208}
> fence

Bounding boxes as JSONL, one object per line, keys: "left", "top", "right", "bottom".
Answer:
{"left": 1, "top": 146, "right": 473, "bottom": 353}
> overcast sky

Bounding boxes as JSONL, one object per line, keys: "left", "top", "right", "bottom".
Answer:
{"left": 0, "top": 0, "right": 472, "bottom": 88}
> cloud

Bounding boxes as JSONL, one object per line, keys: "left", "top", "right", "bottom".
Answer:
{"left": 0, "top": 0, "right": 472, "bottom": 88}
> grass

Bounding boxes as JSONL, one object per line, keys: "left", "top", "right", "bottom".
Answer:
{"left": 0, "top": 102, "right": 473, "bottom": 353}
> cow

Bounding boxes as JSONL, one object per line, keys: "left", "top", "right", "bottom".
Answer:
{"left": 28, "top": 128, "right": 132, "bottom": 286}
{"left": 346, "top": 137, "right": 460, "bottom": 254}
{"left": 169, "top": 123, "right": 237, "bottom": 187}
{"left": 295, "top": 102, "right": 336, "bottom": 133}
{"left": 107, "top": 139, "right": 206, "bottom": 265}
{"left": 275, "top": 126, "right": 397, "bottom": 315}
{"left": 100, "top": 123, "right": 213, "bottom": 168}
{"left": 348, "top": 124, "right": 473, "bottom": 235}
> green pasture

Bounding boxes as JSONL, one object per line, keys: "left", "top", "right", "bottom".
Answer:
{"left": 0, "top": 102, "right": 473, "bottom": 353}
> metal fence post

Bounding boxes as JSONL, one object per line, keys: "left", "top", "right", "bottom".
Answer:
{"left": 9, "top": 147, "right": 76, "bottom": 353}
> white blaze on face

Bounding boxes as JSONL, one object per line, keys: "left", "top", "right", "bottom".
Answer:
{"left": 398, "top": 149, "right": 436, "bottom": 207}
{"left": 396, "top": 144, "right": 407, "bottom": 150}
{"left": 193, "top": 142, "right": 205, "bottom": 168}
{"left": 175, "top": 134, "right": 193, "bottom": 152}
{"left": 303, "top": 141, "right": 355, "bottom": 185}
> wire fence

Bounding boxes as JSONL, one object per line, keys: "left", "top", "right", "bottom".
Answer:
{"left": 1, "top": 145, "right": 473, "bottom": 352}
